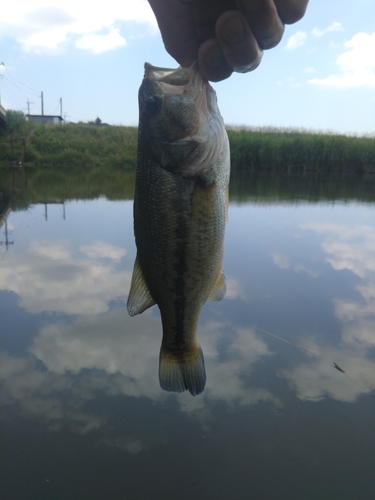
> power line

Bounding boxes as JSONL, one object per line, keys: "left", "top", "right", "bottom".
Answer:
{"left": 51, "top": 99, "right": 60, "bottom": 115}
{"left": 1, "top": 78, "right": 27, "bottom": 108}
{"left": 1, "top": 66, "right": 65, "bottom": 117}
{"left": 0, "top": 64, "right": 40, "bottom": 111}
{"left": 4, "top": 73, "right": 40, "bottom": 98}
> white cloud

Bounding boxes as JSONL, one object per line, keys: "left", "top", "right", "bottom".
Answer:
{"left": 0, "top": 240, "right": 131, "bottom": 314}
{"left": 98, "top": 437, "right": 146, "bottom": 454}
{"left": 302, "top": 222, "right": 375, "bottom": 354}
{"left": 75, "top": 28, "right": 126, "bottom": 54}
{"left": 1, "top": 0, "right": 157, "bottom": 53}
{"left": 272, "top": 252, "right": 290, "bottom": 269}
{"left": 29, "top": 312, "right": 279, "bottom": 407}
{"left": 301, "top": 223, "right": 375, "bottom": 278}
{"left": 285, "top": 31, "right": 307, "bottom": 50}
{"left": 30, "top": 308, "right": 164, "bottom": 393}
{"left": 281, "top": 345, "right": 375, "bottom": 402}
{"left": 311, "top": 22, "right": 344, "bottom": 38}
{"left": 271, "top": 252, "right": 319, "bottom": 277}
{"left": 80, "top": 241, "right": 126, "bottom": 261}
{"left": 0, "top": 309, "right": 281, "bottom": 437}
{"left": 224, "top": 277, "right": 246, "bottom": 300}
{"left": 309, "top": 32, "right": 375, "bottom": 88}
{"left": 0, "top": 351, "right": 105, "bottom": 434}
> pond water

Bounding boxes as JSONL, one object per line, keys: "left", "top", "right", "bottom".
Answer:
{"left": 1, "top": 169, "right": 375, "bottom": 500}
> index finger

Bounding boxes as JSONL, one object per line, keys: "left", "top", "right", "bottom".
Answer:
{"left": 237, "top": 0, "right": 285, "bottom": 50}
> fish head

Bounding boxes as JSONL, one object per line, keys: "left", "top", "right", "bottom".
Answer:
{"left": 138, "top": 63, "right": 227, "bottom": 176}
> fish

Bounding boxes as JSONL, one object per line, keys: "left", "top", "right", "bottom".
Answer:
{"left": 127, "top": 63, "right": 230, "bottom": 396}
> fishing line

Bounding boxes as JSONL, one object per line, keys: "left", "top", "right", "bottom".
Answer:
{"left": 254, "top": 326, "right": 375, "bottom": 399}
{"left": 255, "top": 326, "right": 320, "bottom": 358}
{"left": 332, "top": 363, "right": 375, "bottom": 397}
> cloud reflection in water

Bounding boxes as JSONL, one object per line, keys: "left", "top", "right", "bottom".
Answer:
{"left": 1, "top": 240, "right": 130, "bottom": 315}
{"left": 1, "top": 203, "right": 375, "bottom": 445}
{"left": 280, "top": 222, "right": 375, "bottom": 402}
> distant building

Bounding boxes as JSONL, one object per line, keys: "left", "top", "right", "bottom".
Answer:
{"left": 27, "top": 114, "right": 64, "bottom": 125}
{"left": 0, "top": 104, "right": 6, "bottom": 128}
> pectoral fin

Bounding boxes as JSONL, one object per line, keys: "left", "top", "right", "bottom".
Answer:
{"left": 207, "top": 267, "right": 226, "bottom": 302}
{"left": 127, "top": 256, "right": 156, "bottom": 316}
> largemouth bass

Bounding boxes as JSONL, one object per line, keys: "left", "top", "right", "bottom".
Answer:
{"left": 127, "top": 63, "right": 230, "bottom": 396}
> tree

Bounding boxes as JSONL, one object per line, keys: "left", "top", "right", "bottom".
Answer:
{"left": 4, "top": 110, "right": 28, "bottom": 135}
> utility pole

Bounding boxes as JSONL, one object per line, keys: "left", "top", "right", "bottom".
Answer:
{"left": 41, "top": 91, "right": 44, "bottom": 115}
{"left": 60, "top": 97, "right": 62, "bottom": 117}
{"left": 26, "top": 99, "right": 34, "bottom": 115}
{"left": 0, "top": 220, "right": 14, "bottom": 251}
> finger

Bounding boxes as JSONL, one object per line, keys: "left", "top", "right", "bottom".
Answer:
{"left": 148, "top": 0, "right": 199, "bottom": 68}
{"left": 274, "top": 0, "right": 309, "bottom": 24}
{"left": 215, "top": 11, "right": 263, "bottom": 74}
{"left": 236, "top": 0, "right": 285, "bottom": 50}
{"left": 198, "top": 39, "right": 233, "bottom": 82}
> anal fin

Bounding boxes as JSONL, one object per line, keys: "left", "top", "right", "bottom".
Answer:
{"left": 207, "top": 267, "right": 226, "bottom": 302}
{"left": 127, "top": 256, "right": 156, "bottom": 316}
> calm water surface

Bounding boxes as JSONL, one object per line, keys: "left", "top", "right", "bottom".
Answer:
{"left": 1, "top": 170, "right": 375, "bottom": 500}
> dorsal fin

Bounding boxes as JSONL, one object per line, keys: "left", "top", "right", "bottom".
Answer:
{"left": 127, "top": 256, "right": 156, "bottom": 316}
{"left": 207, "top": 267, "right": 226, "bottom": 302}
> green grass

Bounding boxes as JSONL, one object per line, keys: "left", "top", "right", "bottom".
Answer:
{"left": 25, "top": 123, "right": 138, "bottom": 168}
{"left": 1, "top": 112, "right": 375, "bottom": 172}
{"left": 0, "top": 113, "right": 138, "bottom": 169}
{"left": 227, "top": 127, "right": 375, "bottom": 173}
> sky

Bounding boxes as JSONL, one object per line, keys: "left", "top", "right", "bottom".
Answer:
{"left": 1, "top": 0, "right": 374, "bottom": 135}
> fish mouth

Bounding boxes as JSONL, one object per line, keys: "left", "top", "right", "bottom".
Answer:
{"left": 144, "top": 62, "right": 196, "bottom": 87}
{"left": 143, "top": 62, "right": 210, "bottom": 107}
{"left": 144, "top": 63, "right": 194, "bottom": 97}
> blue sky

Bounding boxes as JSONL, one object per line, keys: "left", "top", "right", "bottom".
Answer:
{"left": 1, "top": 0, "right": 374, "bottom": 135}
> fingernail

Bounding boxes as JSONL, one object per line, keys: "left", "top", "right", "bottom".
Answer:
{"left": 233, "top": 49, "right": 263, "bottom": 73}
{"left": 233, "top": 61, "right": 259, "bottom": 73}
{"left": 221, "top": 16, "right": 246, "bottom": 45}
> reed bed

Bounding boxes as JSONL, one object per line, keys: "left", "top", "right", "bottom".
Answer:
{"left": 228, "top": 127, "right": 375, "bottom": 173}
{"left": 1, "top": 112, "right": 374, "bottom": 172}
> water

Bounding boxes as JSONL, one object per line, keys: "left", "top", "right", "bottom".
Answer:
{"left": 1, "top": 169, "right": 375, "bottom": 499}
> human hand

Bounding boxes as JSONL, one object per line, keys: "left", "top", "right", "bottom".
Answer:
{"left": 148, "top": 0, "right": 309, "bottom": 81}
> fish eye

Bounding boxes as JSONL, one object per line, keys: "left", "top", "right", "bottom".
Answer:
{"left": 144, "top": 96, "right": 162, "bottom": 116}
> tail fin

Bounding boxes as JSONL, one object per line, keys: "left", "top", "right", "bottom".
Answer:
{"left": 159, "top": 345, "right": 206, "bottom": 396}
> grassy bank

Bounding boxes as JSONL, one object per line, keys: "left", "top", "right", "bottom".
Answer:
{"left": 227, "top": 127, "right": 375, "bottom": 173}
{"left": 1, "top": 111, "right": 375, "bottom": 172}
{"left": 25, "top": 123, "right": 138, "bottom": 168}
{"left": 0, "top": 112, "right": 137, "bottom": 168}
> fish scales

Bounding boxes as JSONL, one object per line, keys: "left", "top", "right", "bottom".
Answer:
{"left": 127, "top": 63, "right": 230, "bottom": 395}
